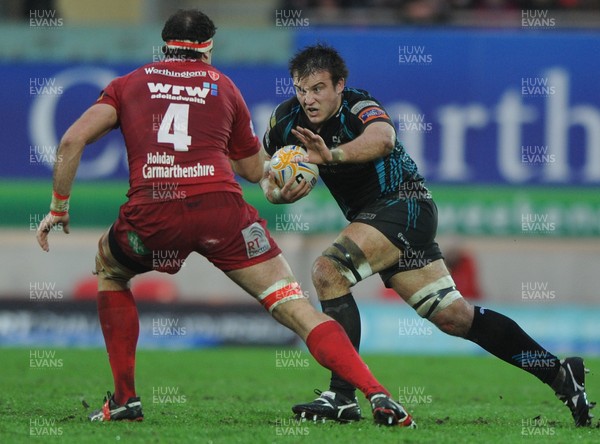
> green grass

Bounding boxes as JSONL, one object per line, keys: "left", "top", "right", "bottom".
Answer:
{"left": 1, "top": 348, "right": 598, "bottom": 443}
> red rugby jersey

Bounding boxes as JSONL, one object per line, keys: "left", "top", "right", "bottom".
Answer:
{"left": 97, "top": 58, "right": 260, "bottom": 203}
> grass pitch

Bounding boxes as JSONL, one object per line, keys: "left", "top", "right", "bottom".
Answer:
{"left": 1, "top": 348, "right": 598, "bottom": 443}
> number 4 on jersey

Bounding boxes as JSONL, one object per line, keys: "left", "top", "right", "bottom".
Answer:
{"left": 157, "top": 103, "right": 191, "bottom": 151}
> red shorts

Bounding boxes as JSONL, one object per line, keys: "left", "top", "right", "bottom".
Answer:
{"left": 109, "top": 192, "right": 281, "bottom": 274}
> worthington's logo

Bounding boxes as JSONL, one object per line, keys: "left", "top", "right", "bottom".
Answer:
{"left": 144, "top": 67, "right": 213, "bottom": 78}
{"left": 147, "top": 82, "right": 218, "bottom": 104}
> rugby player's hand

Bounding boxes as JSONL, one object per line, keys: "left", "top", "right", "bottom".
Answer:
{"left": 279, "top": 172, "right": 311, "bottom": 203}
{"left": 291, "top": 127, "right": 332, "bottom": 164}
{"left": 263, "top": 170, "right": 310, "bottom": 203}
{"left": 36, "top": 212, "right": 70, "bottom": 252}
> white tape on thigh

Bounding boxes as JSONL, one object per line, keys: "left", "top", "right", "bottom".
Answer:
{"left": 257, "top": 278, "right": 306, "bottom": 313}
{"left": 322, "top": 239, "right": 373, "bottom": 286}
{"left": 335, "top": 260, "right": 372, "bottom": 286}
{"left": 406, "top": 275, "right": 463, "bottom": 319}
{"left": 357, "top": 261, "right": 373, "bottom": 281}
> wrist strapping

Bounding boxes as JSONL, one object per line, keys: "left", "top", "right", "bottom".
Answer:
{"left": 50, "top": 191, "right": 70, "bottom": 216}
{"left": 330, "top": 148, "right": 345, "bottom": 164}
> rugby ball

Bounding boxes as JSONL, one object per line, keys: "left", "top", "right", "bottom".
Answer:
{"left": 270, "top": 145, "right": 319, "bottom": 189}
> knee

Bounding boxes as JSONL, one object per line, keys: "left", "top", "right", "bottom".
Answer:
{"left": 95, "top": 231, "right": 135, "bottom": 289}
{"left": 430, "top": 300, "right": 474, "bottom": 337}
{"left": 311, "top": 237, "right": 373, "bottom": 295}
{"left": 311, "top": 256, "right": 350, "bottom": 293}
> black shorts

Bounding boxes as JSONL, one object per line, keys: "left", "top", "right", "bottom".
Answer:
{"left": 351, "top": 190, "right": 443, "bottom": 286}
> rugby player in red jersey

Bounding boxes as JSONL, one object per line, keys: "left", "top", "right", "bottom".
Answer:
{"left": 35, "top": 10, "right": 415, "bottom": 427}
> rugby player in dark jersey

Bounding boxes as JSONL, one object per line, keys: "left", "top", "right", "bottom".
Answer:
{"left": 35, "top": 12, "right": 416, "bottom": 428}
{"left": 261, "top": 44, "right": 593, "bottom": 427}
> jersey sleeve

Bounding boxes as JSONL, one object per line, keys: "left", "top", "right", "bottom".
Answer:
{"left": 349, "top": 97, "right": 394, "bottom": 130}
{"left": 228, "top": 85, "right": 261, "bottom": 160}
{"left": 96, "top": 76, "right": 124, "bottom": 119}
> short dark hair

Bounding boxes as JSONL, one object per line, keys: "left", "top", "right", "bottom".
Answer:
{"left": 288, "top": 44, "right": 349, "bottom": 86}
{"left": 161, "top": 9, "right": 217, "bottom": 60}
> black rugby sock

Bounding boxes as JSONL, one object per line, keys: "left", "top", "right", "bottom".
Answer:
{"left": 466, "top": 306, "right": 560, "bottom": 385}
{"left": 321, "top": 293, "right": 361, "bottom": 399}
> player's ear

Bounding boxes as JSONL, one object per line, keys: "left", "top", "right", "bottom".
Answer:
{"left": 335, "top": 78, "right": 345, "bottom": 95}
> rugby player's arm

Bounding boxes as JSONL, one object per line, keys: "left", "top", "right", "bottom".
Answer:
{"left": 53, "top": 103, "right": 118, "bottom": 195}
{"left": 36, "top": 104, "right": 117, "bottom": 252}
{"left": 292, "top": 121, "right": 394, "bottom": 164}
{"left": 230, "top": 147, "right": 269, "bottom": 184}
{"left": 336, "top": 121, "right": 395, "bottom": 162}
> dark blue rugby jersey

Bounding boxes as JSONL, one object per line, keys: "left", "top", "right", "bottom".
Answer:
{"left": 263, "top": 87, "right": 424, "bottom": 220}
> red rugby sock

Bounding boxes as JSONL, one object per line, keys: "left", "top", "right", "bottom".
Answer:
{"left": 305, "top": 320, "right": 389, "bottom": 398}
{"left": 97, "top": 290, "right": 139, "bottom": 405}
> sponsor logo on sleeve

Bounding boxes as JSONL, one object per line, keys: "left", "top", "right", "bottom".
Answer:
{"left": 350, "top": 100, "right": 379, "bottom": 115}
{"left": 358, "top": 106, "right": 389, "bottom": 124}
